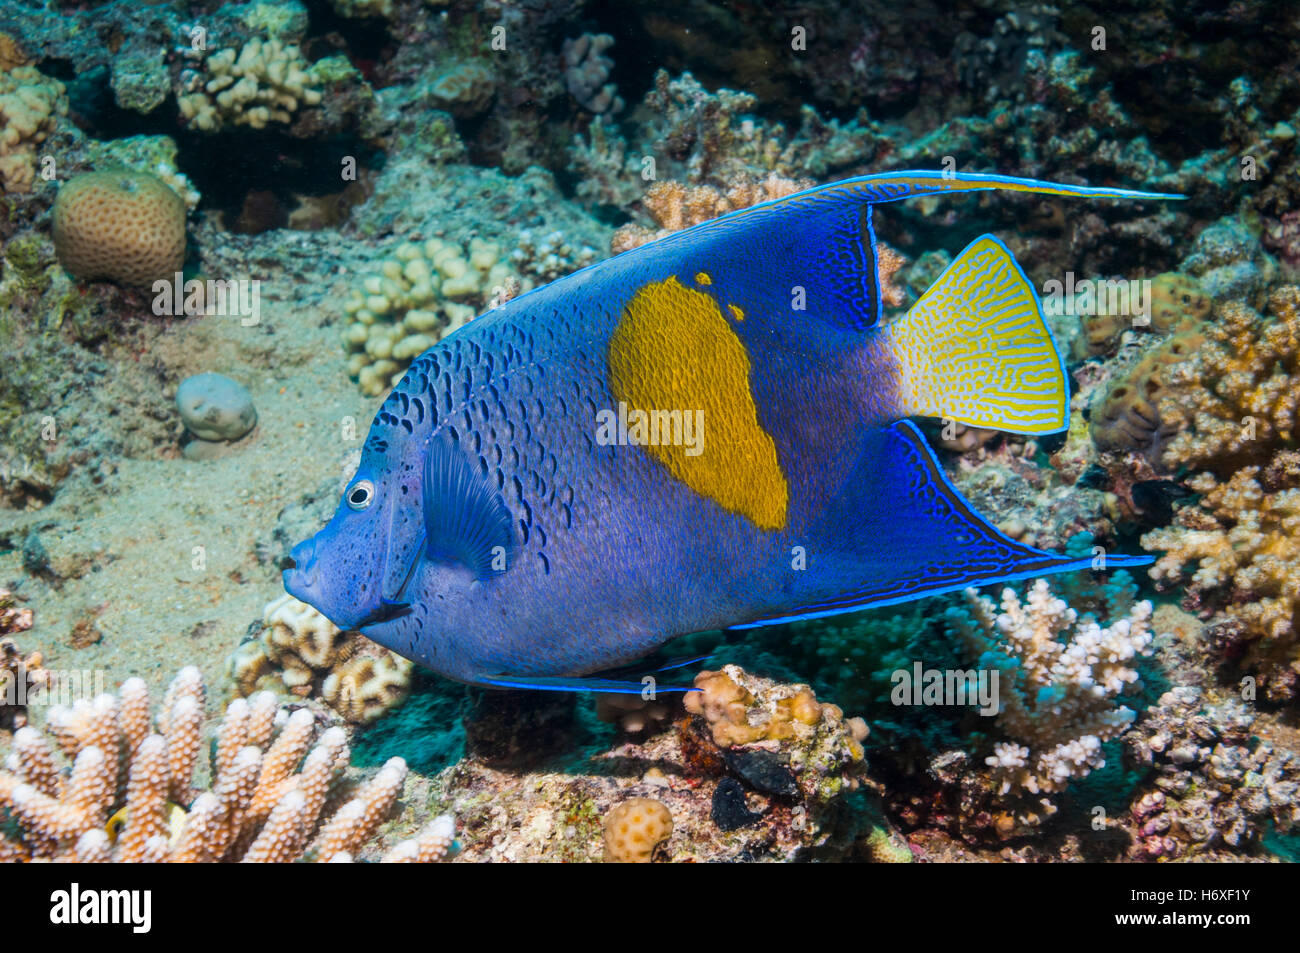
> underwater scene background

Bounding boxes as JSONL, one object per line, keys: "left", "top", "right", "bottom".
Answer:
{"left": 0, "top": 0, "right": 1298, "bottom": 865}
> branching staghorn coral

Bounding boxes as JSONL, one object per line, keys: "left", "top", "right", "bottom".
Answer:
{"left": 0, "top": 667, "right": 453, "bottom": 862}
{"left": 946, "top": 579, "right": 1156, "bottom": 795}
{"left": 1143, "top": 451, "right": 1300, "bottom": 701}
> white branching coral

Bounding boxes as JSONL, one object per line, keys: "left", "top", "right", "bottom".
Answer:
{"left": 947, "top": 579, "right": 1157, "bottom": 795}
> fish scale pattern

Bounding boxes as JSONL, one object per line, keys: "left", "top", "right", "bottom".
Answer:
{"left": 368, "top": 305, "right": 614, "bottom": 582}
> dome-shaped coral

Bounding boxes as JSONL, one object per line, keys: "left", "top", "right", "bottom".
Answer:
{"left": 53, "top": 170, "right": 186, "bottom": 287}
{"left": 602, "top": 797, "right": 672, "bottom": 862}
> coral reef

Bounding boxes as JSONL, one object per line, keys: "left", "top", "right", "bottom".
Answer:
{"left": 611, "top": 175, "right": 813, "bottom": 254}
{"left": 1, "top": 588, "right": 47, "bottom": 733}
{"left": 1144, "top": 451, "right": 1300, "bottom": 702}
{"left": 946, "top": 580, "right": 1156, "bottom": 796}
{"left": 684, "top": 665, "right": 867, "bottom": 804}
{"left": 1072, "top": 272, "right": 1210, "bottom": 360}
{"left": 82, "top": 135, "right": 201, "bottom": 212}
{"left": 562, "top": 34, "right": 622, "bottom": 115}
{"left": 0, "top": 63, "right": 64, "bottom": 194}
{"left": 0, "top": 667, "right": 449, "bottom": 862}
{"left": 1158, "top": 288, "right": 1300, "bottom": 474}
{"left": 1089, "top": 319, "right": 1208, "bottom": 455}
{"left": 178, "top": 38, "right": 324, "bottom": 132}
{"left": 427, "top": 62, "right": 495, "bottom": 119}
{"left": 228, "top": 594, "right": 411, "bottom": 725}
{"left": 596, "top": 693, "right": 672, "bottom": 735}
{"left": 52, "top": 171, "right": 187, "bottom": 287}
{"left": 3, "top": 0, "right": 1300, "bottom": 869}
{"left": 1124, "top": 687, "right": 1299, "bottom": 860}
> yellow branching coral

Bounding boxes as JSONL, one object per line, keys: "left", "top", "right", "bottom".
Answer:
{"left": 946, "top": 580, "right": 1156, "bottom": 795}
{"left": 228, "top": 594, "right": 412, "bottom": 724}
{"left": 0, "top": 64, "right": 66, "bottom": 194}
{"left": 178, "top": 38, "right": 323, "bottom": 132}
{"left": 1158, "top": 287, "right": 1300, "bottom": 473}
{"left": 1143, "top": 451, "right": 1300, "bottom": 700}
{"left": 0, "top": 667, "right": 452, "bottom": 862}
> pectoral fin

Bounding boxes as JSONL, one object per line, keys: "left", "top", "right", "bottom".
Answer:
{"left": 422, "top": 436, "right": 515, "bottom": 579}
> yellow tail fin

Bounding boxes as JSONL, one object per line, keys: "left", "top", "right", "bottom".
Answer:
{"left": 888, "top": 235, "right": 1067, "bottom": 434}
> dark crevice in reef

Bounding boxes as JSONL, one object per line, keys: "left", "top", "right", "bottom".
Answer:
{"left": 582, "top": 0, "right": 662, "bottom": 119}
{"left": 166, "top": 130, "right": 382, "bottom": 234}
{"left": 299, "top": 0, "right": 396, "bottom": 87}
{"left": 51, "top": 61, "right": 384, "bottom": 235}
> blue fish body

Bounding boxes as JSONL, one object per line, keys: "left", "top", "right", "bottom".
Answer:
{"left": 283, "top": 171, "right": 1176, "bottom": 691}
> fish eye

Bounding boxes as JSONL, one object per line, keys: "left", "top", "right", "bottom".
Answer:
{"left": 346, "top": 479, "right": 376, "bottom": 511}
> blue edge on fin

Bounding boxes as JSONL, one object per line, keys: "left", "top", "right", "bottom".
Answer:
{"left": 731, "top": 421, "right": 1154, "bottom": 630}
{"left": 479, "top": 656, "right": 711, "bottom": 694}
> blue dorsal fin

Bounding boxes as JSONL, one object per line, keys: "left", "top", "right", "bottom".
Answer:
{"left": 579, "top": 170, "right": 1179, "bottom": 347}
{"left": 732, "top": 420, "right": 1153, "bottom": 629}
{"left": 423, "top": 435, "right": 514, "bottom": 579}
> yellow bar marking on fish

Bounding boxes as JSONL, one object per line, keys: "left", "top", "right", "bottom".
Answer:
{"left": 609, "top": 277, "right": 788, "bottom": 530}
{"left": 728, "top": 304, "right": 744, "bottom": 322}
{"left": 695, "top": 272, "right": 712, "bottom": 285}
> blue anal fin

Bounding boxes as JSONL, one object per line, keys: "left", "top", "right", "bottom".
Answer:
{"left": 736, "top": 420, "right": 1153, "bottom": 629}
{"left": 475, "top": 673, "right": 698, "bottom": 694}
